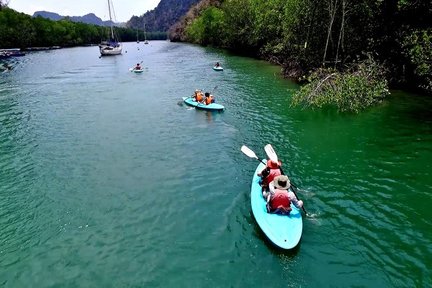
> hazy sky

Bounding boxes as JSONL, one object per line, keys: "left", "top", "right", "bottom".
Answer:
{"left": 8, "top": 0, "right": 161, "bottom": 22}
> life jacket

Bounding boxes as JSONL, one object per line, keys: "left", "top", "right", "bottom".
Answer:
{"left": 268, "top": 189, "right": 292, "bottom": 214}
{"left": 262, "top": 168, "right": 281, "bottom": 188}
{"left": 261, "top": 160, "right": 282, "bottom": 188}
{"left": 205, "top": 95, "right": 213, "bottom": 105}
{"left": 196, "top": 92, "right": 203, "bottom": 102}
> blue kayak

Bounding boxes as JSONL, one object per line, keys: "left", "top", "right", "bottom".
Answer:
{"left": 213, "top": 66, "right": 223, "bottom": 71}
{"left": 251, "top": 162, "right": 303, "bottom": 249}
{"left": 182, "top": 97, "right": 224, "bottom": 111}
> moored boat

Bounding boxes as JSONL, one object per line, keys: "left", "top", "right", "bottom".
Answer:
{"left": 182, "top": 97, "right": 224, "bottom": 111}
{"left": 250, "top": 161, "right": 303, "bottom": 249}
{"left": 99, "top": 0, "right": 122, "bottom": 56}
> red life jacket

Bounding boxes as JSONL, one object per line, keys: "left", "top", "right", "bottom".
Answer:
{"left": 269, "top": 189, "right": 292, "bottom": 214}
{"left": 261, "top": 160, "right": 282, "bottom": 188}
{"left": 262, "top": 168, "right": 281, "bottom": 187}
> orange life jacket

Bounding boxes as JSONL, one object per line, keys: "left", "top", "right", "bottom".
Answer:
{"left": 196, "top": 92, "right": 203, "bottom": 102}
{"left": 205, "top": 96, "right": 213, "bottom": 105}
{"left": 269, "top": 189, "right": 292, "bottom": 214}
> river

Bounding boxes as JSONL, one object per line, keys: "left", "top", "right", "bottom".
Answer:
{"left": 0, "top": 41, "right": 431, "bottom": 287}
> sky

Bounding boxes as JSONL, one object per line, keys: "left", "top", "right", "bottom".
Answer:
{"left": 7, "top": 0, "right": 161, "bottom": 23}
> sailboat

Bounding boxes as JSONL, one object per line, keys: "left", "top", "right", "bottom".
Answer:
{"left": 136, "top": 29, "right": 139, "bottom": 43}
{"left": 144, "top": 23, "right": 149, "bottom": 45}
{"left": 99, "top": 0, "right": 122, "bottom": 56}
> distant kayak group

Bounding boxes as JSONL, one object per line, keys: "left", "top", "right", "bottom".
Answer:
{"left": 128, "top": 60, "right": 226, "bottom": 111}
{"left": 184, "top": 62, "right": 225, "bottom": 110}
{"left": 127, "top": 59, "right": 306, "bottom": 250}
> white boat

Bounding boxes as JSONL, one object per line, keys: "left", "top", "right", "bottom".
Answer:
{"left": 99, "top": 0, "right": 122, "bottom": 56}
{"left": 144, "top": 23, "right": 149, "bottom": 45}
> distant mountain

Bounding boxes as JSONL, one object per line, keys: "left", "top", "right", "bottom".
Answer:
{"left": 33, "top": 11, "right": 63, "bottom": 21}
{"left": 126, "top": 0, "right": 201, "bottom": 32}
{"left": 32, "top": 11, "right": 121, "bottom": 27}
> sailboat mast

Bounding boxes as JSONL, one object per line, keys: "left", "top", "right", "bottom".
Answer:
{"left": 107, "top": 0, "right": 114, "bottom": 39}
{"left": 144, "top": 23, "right": 147, "bottom": 41}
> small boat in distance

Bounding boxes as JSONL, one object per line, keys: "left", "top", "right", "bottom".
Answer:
{"left": 213, "top": 62, "right": 223, "bottom": 71}
{"left": 144, "top": 23, "right": 149, "bottom": 45}
{"left": 99, "top": 0, "right": 122, "bottom": 56}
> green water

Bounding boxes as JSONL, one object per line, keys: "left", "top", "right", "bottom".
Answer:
{"left": 0, "top": 41, "right": 431, "bottom": 287}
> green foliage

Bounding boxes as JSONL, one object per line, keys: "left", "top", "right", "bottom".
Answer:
{"left": 0, "top": 8, "right": 163, "bottom": 49}
{"left": 292, "top": 57, "right": 390, "bottom": 113}
{"left": 402, "top": 29, "right": 432, "bottom": 91}
{"left": 186, "top": 6, "right": 224, "bottom": 45}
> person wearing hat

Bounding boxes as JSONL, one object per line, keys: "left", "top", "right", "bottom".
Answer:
{"left": 193, "top": 89, "right": 204, "bottom": 102}
{"left": 264, "top": 175, "right": 304, "bottom": 215}
{"left": 257, "top": 159, "right": 282, "bottom": 191}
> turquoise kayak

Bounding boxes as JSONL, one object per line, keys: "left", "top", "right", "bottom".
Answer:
{"left": 251, "top": 162, "right": 303, "bottom": 249}
{"left": 182, "top": 97, "right": 224, "bottom": 111}
{"left": 213, "top": 66, "right": 223, "bottom": 71}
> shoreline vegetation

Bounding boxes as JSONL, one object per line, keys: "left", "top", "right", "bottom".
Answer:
{"left": 0, "top": 6, "right": 167, "bottom": 50}
{"left": 2, "top": 1, "right": 431, "bottom": 113}
{"left": 168, "top": 0, "right": 431, "bottom": 112}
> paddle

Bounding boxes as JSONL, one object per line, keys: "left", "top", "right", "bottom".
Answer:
{"left": 210, "top": 85, "right": 218, "bottom": 94}
{"left": 241, "top": 145, "right": 266, "bottom": 165}
{"left": 264, "top": 144, "right": 307, "bottom": 214}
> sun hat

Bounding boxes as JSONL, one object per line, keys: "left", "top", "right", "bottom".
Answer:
{"left": 273, "top": 175, "right": 291, "bottom": 190}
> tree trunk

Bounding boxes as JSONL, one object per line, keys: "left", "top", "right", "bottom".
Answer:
{"left": 323, "top": 0, "right": 339, "bottom": 66}
{"left": 335, "top": 0, "right": 347, "bottom": 67}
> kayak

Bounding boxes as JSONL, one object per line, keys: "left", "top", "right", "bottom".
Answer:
{"left": 182, "top": 97, "right": 224, "bottom": 111}
{"left": 213, "top": 66, "right": 223, "bottom": 71}
{"left": 250, "top": 161, "right": 303, "bottom": 249}
{"left": 129, "top": 68, "right": 144, "bottom": 73}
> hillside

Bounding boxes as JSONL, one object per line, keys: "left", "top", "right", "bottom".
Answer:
{"left": 33, "top": 11, "right": 118, "bottom": 27}
{"left": 126, "top": 0, "right": 201, "bottom": 32}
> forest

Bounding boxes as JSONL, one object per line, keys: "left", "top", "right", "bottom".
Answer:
{"left": 0, "top": 7, "right": 166, "bottom": 49}
{"left": 169, "top": 0, "right": 431, "bottom": 111}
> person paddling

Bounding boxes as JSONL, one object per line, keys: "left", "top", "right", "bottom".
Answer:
{"left": 134, "top": 63, "right": 142, "bottom": 70}
{"left": 193, "top": 89, "right": 204, "bottom": 102}
{"left": 204, "top": 92, "right": 215, "bottom": 105}
{"left": 264, "top": 175, "right": 304, "bottom": 215}
{"left": 257, "top": 159, "right": 282, "bottom": 191}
